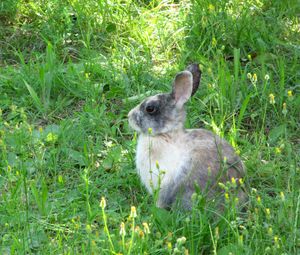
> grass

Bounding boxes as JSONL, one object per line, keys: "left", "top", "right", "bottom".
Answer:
{"left": 0, "top": 0, "right": 299, "bottom": 254}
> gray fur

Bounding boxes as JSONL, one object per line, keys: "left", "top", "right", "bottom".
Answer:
{"left": 157, "top": 129, "right": 245, "bottom": 209}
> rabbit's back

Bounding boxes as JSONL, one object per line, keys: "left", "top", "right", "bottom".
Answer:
{"left": 186, "top": 129, "right": 244, "bottom": 177}
{"left": 184, "top": 129, "right": 244, "bottom": 188}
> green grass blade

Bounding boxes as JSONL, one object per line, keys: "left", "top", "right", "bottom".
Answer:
{"left": 23, "top": 79, "right": 45, "bottom": 114}
{"left": 237, "top": 94, "right": 251, "bottom": 130}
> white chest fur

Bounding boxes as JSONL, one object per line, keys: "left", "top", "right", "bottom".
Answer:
{"left": 136, "top": 133, "right": 187, "bottom": 194}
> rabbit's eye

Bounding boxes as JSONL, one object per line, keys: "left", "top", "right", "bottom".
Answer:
{"left": 146, "top": 105, "right": 157, "bottom": 115}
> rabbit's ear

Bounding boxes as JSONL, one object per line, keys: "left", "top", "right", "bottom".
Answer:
{"left": 186, "top": 63, "right": 201, "bottom": 96}
{"left": 172, "top": 71, "right": 193, "bottom": 108}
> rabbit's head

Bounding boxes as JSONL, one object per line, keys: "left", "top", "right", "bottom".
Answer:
{"left": 128, "top": 64, "right": 201, "bottom": 135}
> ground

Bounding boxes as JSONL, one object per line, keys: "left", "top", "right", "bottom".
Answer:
{"left": 0, "top": 0, "right": 299, "bottom": 254}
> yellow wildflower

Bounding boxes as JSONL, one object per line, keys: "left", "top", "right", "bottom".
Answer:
{"left": 269, "top": 93, "right": 275, "bottom": 104}
{"left": 46, "top": 132, "right": 58, "bottom": 143}
{"left": 100, "top": 197, "right": 106, "bottom": 209}
{"left": 275, "top": 147, "right": 281, "bottom": 154}
{"left": 120, "top": 222, "right": 126, "bottom": 236}
{"left": 212, "top": 37, "right": 217, "bottom": 47}
{"left": 280, "top": 191, "right": 285, "bottom": 201}
{"left": 268, "top": 227, "right": 273, "bottom": 235}
{"left": 218, "top": 182, "right": 226, "bottom": 190}
{"left": 142, "top": 222, "right": 150, "bottom": 234}
{"left": 215, "top": 227, "right": 219, "bottom": 239}
{"left": 252, "top": 73, "right": 257, "bottom": 83}
{"left": 282, "top": 102, "right": 287, "bottom": 115}
{"left": 274, "top": 235, "right": 280, "bottom": 248}
{"left": 155, "top": 160, "right": 160, "bottom": 169}
{"left": 130, "top": 206, "right": 137, "bottom": 218}
{"left": 176, "top": 236, "right": 186, "bottom": 245}
{"left": 239, "top": 178, "right": 244, "bottom": 185}
{"left": 231, "top": 177, "right": 237, "bottom": 189}
{"left": 139, "top": 230, "right": 144, "bottom": 238}
{"left": 208, "top": 4, "right": 215, "bottom": 12}
{"left": 225, "top": 193, "right": 229, "bottom": 201}
{"left": 231, "top": 177, "right": 237, "bottom": 185}
{"left": 86, "top": 224, "right": 92, "bottom": 233}
{"left": 58, "top": 175, "right": 63, "bottom": 183}
{"left": 257, "top": 196, "right": 261, "bottom": 204}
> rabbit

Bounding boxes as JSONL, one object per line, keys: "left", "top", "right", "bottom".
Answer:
{"left": 128, "top": 64, "right": 245, "bottom": 210}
